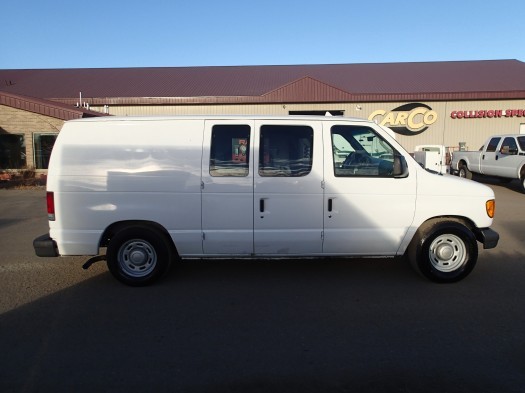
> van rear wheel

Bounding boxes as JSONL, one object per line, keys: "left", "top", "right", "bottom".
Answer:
{"left": 408, "top": 221, "right": 478, "bottom": 283}
{"left": 107, "top": 225, "right": 173, "bottom": 286}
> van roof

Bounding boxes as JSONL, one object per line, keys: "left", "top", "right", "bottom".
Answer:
{"left": 68, "top": 114, "right": 373, "bottom": 123}
{"left": 487, "top": 134, "right": 525, "bottom": 138}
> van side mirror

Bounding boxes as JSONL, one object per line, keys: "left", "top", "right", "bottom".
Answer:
{"left": 394, "top": 154, "right": 409, "bottom": 178}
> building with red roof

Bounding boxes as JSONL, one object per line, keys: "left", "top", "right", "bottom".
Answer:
{"left": 1, "top": 59, "right": 525, "bottom": 170}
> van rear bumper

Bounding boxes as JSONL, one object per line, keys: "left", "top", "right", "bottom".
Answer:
{"left": 33, "top": 234, "right": 59, "bottom": 257}
{"left": 475, "top": 228, "right": 499, "bottom": 249}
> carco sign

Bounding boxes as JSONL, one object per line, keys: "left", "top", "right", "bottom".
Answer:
{"left": 368, "top": 103, "right": 438, "bottom": 136}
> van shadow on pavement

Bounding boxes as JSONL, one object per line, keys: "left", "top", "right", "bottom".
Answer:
{"left": 1, "top": 255, "right": 525, "bottom": 393}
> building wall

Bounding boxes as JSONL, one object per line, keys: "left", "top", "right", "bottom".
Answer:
{"left": 90, "top": 98, "right": 525, "bottom": 152}
{"left": 355, "top": 99, "right": 525, "bottom": 152}
{"left": 3, "top": 97, "right": 524, "bottom": 170}
{"left": 0, "top": 104, "right": 63, "bottom": 170}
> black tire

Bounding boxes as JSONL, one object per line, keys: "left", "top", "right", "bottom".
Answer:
{"left": 408, "top": 221, "right": 478, "bottom": 283}
{"left": 458, "top": 163, "right": 472, "bottom": 180}
{"left": 106, "top": 225, "right": 174, "bottom": 286}
{"left": 520, "top": 175, "right": 525, "bottom": 194}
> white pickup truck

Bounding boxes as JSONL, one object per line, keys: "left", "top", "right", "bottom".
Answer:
{"left": 451, "top": 134, "right": 525, "bottom": 192}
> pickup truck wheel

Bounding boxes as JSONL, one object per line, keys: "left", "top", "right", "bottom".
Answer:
{"left": 408, "top": 222, "right": 478, "bottom": 283}
{"left": 458, "top": 164, "right": 473, "bottom": 180}
{"left": 107, "top": 225, "right": 173, "bottom": 286}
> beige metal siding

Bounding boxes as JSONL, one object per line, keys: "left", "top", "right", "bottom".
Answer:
{"left": 89, "top": 99, "right": 525, "bottom": 153}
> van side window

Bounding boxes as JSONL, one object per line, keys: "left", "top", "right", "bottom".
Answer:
{"left": 259, "top": 125, "right": 313, "bottom": 177}
{"left": 486, "top": 137, "right": 501, "bottom": 152}
{"left": 331, "top": 125, "right": 395, "bottom": 177}
{"left": 210, "top": 125, "right": 250, "bottom": 177}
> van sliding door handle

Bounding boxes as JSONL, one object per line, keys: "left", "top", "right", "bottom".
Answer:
{"left": 328, "top": 198, "right": 333, "bottom": 212}
{"left": 260, "top": 199, "right": 265, "bottom": 213}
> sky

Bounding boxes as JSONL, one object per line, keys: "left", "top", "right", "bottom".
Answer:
{"left": 1, "top": 0, "right": 524, "bottom": 70}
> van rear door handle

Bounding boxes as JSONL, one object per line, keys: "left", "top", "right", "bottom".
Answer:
{"left": 260, "top": 199, "right": 265, "bottom": 213}
{"left": 328, "top": 198, "right": 333, "bottom": 212}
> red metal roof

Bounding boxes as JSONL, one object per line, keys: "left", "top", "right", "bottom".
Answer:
{"left": 1, "top": 60, "right": 525, "bottom": 104}
{"left": 0, "top": 91, "right": 106, "bottom": 120}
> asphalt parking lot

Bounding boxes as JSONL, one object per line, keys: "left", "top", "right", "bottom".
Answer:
{"left": 1, "top": 179, "right": 524, "bottom": 393}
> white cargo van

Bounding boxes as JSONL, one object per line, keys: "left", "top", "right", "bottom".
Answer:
{"left": 33, "top": 116, "right": 499, "bottom": 285}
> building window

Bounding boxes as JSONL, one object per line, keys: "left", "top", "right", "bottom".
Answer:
{"left": 34, "top": 133, "right": 58, "bottom": 169}
{"left": 0, "top": 134, "right": 26, "bottom": 169}
{"left": 209, "top": 125, "right": 251, "bottom": 177}
{"left": 259, "top": 125, "right": 313, "bottom": 177}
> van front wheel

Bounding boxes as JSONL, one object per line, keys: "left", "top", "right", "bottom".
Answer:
{"left": 107, "top": 225, "right": 173, "bottom": 286}
{"left": 408, "top": 222, "right": 478, "bottom": 283}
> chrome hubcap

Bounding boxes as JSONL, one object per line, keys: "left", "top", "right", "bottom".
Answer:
{"left": 428, "top": 234, "right": 467, "bottom": 273}
{"left": 118, "top": 239, "right": 157, "bottom": 277}
{"left": 435, "top": 243, "right": 454, "bottom": 260}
